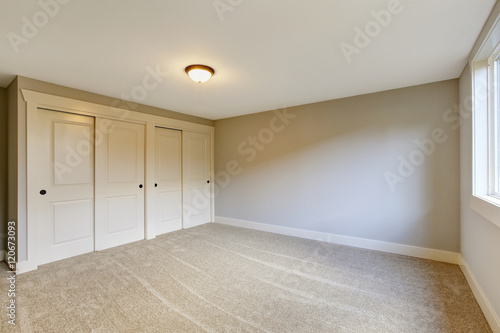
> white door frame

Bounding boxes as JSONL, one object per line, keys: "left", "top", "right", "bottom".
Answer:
{"left": 23, "top": 90, "right": 214, "bottom": 273}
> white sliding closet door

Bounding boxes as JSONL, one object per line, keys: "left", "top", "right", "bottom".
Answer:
{"left": 95, "top": 119, "right": 145, "bottom": 251}
{"left": 183, "top": 131, "right": 211, "bottom": 228}
{"left": 36, "top": 109, "right": 95, "bottom": 265}
{"left": 155, "top": 127, "right": 182, "bottom": 235}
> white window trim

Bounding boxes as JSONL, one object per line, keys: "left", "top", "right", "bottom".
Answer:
{"left": 488, "top": 46, "right": 500, "bottom": 199}
{"left": 471, "top": 18, "right": 500, "bottom": 229}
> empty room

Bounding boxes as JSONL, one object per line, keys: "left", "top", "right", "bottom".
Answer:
{"left": 1, "top": 0, "right": 500, "bottom": 332}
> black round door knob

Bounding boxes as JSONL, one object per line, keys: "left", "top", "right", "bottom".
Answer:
{"left": 40, "top": 190, "right": 47, "bottom": 195}
{"left": 139, "top": 184, "right": 143, "bottom": 189}
{"left": 155, "top": 183, "right": 158, "bottom": 187}
{"left": 207, "top": 180, "right": 210, "bottom": 184}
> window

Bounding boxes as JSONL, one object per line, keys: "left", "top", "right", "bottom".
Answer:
{"left": 470, "top": 33, "right": 500, "bottom": 228}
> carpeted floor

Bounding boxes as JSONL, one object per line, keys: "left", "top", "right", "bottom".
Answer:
{"left": 0, "top": 223, "right": 492, "bottom": 332}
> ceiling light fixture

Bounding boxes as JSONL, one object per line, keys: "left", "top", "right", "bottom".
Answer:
{"left": 185, "top": 64, "right": 215, "bottom": 83}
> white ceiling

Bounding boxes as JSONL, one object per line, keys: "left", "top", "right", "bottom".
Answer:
{"left": 0, "top": 0, "right": 496, "bottom": 120}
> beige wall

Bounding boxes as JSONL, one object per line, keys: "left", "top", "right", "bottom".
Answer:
{"left": 215, "top": 80, "right": 460, "bottom": 252}
{"left": 0, "top": 87, "right": 7, "bottom": 253}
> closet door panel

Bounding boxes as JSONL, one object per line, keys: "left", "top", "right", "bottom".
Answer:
{"left": 182, "top": 131, "right": 211, "bottom": 228}
{"left": 36, "top": 109, "right": 95, "bottom": 265}
{"left": 95, "top": 119, "right": 145, "bottom": 251}
{"left": 155, "top": 127, "right": 182, "bottom": 235}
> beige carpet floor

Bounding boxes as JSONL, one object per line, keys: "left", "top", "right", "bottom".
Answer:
{"left": 0, "top": 223, "right": 493, "bottom": 333}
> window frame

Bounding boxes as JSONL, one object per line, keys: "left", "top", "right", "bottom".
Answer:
{"left": 487, "top": 46, "right": 500, "bottom": 199}
{"left": 471, "top": 37, "right": 500, "bottom": 229}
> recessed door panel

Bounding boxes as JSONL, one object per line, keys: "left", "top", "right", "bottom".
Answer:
{"left": 160, "top": 192, "right": 182, "bottom": 221}
{"left": 95, "top": 119, "right": 145, "bottom": 251}
{"left": 37, "top": 109, "right": 95, "bottom": 265}
{"left": 108, "top": 128, "right": 138, "bottom": 183}
{"left": 53, "top": 123, "right": 92, "bottom": 185}
{"left": 183, "top": 188, "right": 211, "bottom": 227}
{"left": 106, "top": 196, "right": 138, "bottom": 234}
{"left": 155, "top": 127, "right": 182, "bottom": 235}
{"left": 53, "top": 200, "right": 93, "bottom": 245}
{"left": 188, "top": 138, "right": 206, "bottom": 181}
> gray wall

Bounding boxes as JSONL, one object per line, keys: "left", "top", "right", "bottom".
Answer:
{"left": 0, "top": 87, "right": 7, "bottom": 253}
{"left": 215, "top": 80, "right": 460, "bottom": 252}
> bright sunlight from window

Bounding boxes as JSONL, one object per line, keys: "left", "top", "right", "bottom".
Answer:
{"left": 494, "top": 57, "right": 500, "bottom": 197}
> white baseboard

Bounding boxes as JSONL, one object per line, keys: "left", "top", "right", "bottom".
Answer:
{"left": 15, "top": 261, "right": 36, "bottom": 275}
{"left": 2, "top": 253, "right": 36, "bottom": 274}
{"left": 459, "top": 255, "right": 500, "bottom": 333}
{"left": 2, "top": 251, "right": 24, "bottom": 273}
{"left": 215, "top": 216, "right": 460, "bottom": 264}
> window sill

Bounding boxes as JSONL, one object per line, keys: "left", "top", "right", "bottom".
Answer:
{"left": 471, "top": 195, "right": 500, "bottom": 229}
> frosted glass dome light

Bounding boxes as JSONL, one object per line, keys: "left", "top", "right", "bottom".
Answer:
{"left": 185, "top": 65, "right": 215, "bottom": 83}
